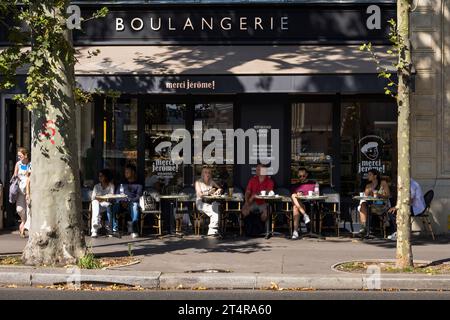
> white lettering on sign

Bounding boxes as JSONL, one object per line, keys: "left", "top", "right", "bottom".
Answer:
{"left": 281, "top": 17, "right": 289, "bottom": 30}
{"left": 112, "top": 16, "right": 290, "bottom": 32}
{"left": 116, "top": 17, "right": 124, "bottom": 31}
{"left": 183, "top": 17, "right": 194, "bottom": 30}
{"left": 131, "top": 18, "right": 144, "bottom": 31}
{"left": 164, "top": 80, "right": 216, "bottom": 90}
{"left": 366, "top": 5, "right": 381, "bottom": 30}
{"left": 221, "top": 17, "right": 232, "bottom": 30}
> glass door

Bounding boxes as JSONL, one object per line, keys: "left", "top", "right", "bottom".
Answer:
{"left": 291, "top": 102, "right": 334, "bottom": 188}
{"left": 144, "top": 103, "right": 187, "bottom": 193}
{"left": 102, "top": 98, "right": 138, "bottom": 183}
{"left": 193, "top": 102, "right": 234, "bottom": 189}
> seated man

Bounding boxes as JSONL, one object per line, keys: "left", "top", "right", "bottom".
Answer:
{"left": 290, "top": 168, "right": 314, "bottom": 239}
{"left": 91, "top": 169, "right": 115, "bottom": 238}
{"left": 110, "top": 164, "right": 143, "bottom": 238}
{"left": 242, "top": 164, "right": 275, "bottom": 225}
{"left": 386, "top": 178, "right": 425, "bottom": 241}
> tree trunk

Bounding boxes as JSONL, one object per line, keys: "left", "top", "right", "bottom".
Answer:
{"left": 395, "top": 0, "right": 413, "bottom": 269}
{"left": 22, "top": 4, "right": 86, "bottom": 266}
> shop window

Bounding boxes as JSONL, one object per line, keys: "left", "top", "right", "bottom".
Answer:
{"left": 144, "top": 103, "right": 187, "bottom": 193}
{"left": 103, "top": 98, "right": 138, "bottom": 183}
{"left": 193, "top": 103, "right": 234, "bottom": 189}
{"left": 291, "top": 102, "right": 333, "bottom": 187}
{"left": 340, "top": 101, "right": 397, "bottom": 197}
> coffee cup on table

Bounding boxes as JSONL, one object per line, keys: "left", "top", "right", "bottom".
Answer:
{"left": 359, "top": 192, "right": 365, "bottom": 197}
{"left": 261, "top": 190, "right": 267, "bottom": 196}
{"left": 308, "top": 191, "right": 313, "bottom": 196}
{"left": 268, "top": 190, "right": 275, "bottom": 196}
{"left": 373, "top": 191, "right": 378, "bottom": 198}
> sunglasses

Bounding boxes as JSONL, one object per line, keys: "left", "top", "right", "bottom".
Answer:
{"left": 298, "top": 175, "right": 307, "bottom": 178}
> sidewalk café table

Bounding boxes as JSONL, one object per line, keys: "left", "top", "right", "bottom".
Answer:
{"left": 352, "top": 195, "right": 388, "bottom": 238}
{"left": 254, "top": 194, "right": 284, "bottom": 239}
{"left": 159, "top": 194, "right": 192, "bottom": 235}
{"left": 94, "top": 193, "right": 128, "bottom": 234}
{"left": 295, "top": 194, "right": 329, "bottom": 238}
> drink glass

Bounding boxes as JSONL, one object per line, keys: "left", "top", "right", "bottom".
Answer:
{"left": 261, "top": 190, "right": 266, "bottom": 196}
{"left": 308, "top": 191, "right": 313, "bottom": 197}
{"left": 228, "top": 187, "right": 234, "bottom": 197}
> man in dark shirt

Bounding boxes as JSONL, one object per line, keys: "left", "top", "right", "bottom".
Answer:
{"left": 110, "top": 164, "right": 143, "bottom": 238}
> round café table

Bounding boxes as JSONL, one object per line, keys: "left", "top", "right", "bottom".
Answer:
{"left": 160, "top": 194, "right": 192, "bottom": 235}
{"left": 254, "top": 195, "right": 284, "bottom": 239}
{"left": 94, "top": 194, "right": 128, "bottom": 236}
{"left": 295, "top": 195, "right": 328, "bottom": 238}
{"left": 353, "top": 196, "right": 388, "bottom": 238}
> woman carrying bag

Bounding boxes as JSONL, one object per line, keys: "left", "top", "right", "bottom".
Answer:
{"left": 12, "top": 147, "right": 31, "bottom": 237}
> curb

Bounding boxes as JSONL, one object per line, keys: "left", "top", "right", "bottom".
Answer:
{"left": 1, "top": 270, "right": 450, "bottom": 291}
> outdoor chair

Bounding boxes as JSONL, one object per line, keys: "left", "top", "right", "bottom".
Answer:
{"left": 139, "top": 189, "right": 162, "bottom": 236}
{"left": 272, "top": 188, "right": 293, "bottom": 236}
{"left": 411, "top": 190, "right": 435, "bottom": 240}
{"left": 175, "top": 186, "right": 196, "bottom": 234}
{"left": 221, "top": 187, "right": 244, "bottom": 236}
{"left": 320, "top": 193, "right": 341, "bottom": 236}
{"left": 81, "top": 188, "right": 93, "bottom": 235}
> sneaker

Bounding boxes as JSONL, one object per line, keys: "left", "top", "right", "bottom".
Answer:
{"left": 358, "top": 226, "right": 367, "bottom": 235}
{"left": 387, "top": 232, "right": 397, "bottom": 241}
{"left": 127, "top": 222, "right": 133, "bottom": 234}
{"left": 91, "top": 231, "right": 98, "bottom": 238}
{"left": 131, "top": 232, "right": 139, "bottom": 239}
{"left": 108, "top": 230, "right": 121, "bottom": 238}
{"left": 292, "top": 230, "right": 299, "bottom": 240}
{"left": 303, "top": 214, "right": 311, "bottom": 225}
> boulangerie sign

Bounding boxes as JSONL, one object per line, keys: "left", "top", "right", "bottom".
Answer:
{"left": 72, "top": 4, "right": 395, "bottom": 45}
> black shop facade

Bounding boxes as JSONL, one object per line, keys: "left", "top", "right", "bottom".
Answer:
{"left": 0, "top": 1, "right": 398, "bottom": 227}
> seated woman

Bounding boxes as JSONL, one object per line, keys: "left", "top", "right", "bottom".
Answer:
{"left": 195, "top": 166, "right": 222, "bottom": 237}
{"left": 358, "top": 169, "right": 390, "bottom": 235}
{"left": 91, "top": 169, "right": 115, "bottom": 238}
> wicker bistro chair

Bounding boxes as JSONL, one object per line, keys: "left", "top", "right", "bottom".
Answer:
{"left": 81, "top": 188, "right": 93, "bottom": 235}
{"left": 139, "top": 190, "right": 162, "bottom": 236}
{"left": 221, "top": 188, "right": 245, "bottom": 236}
{"left": 320, "top": 193, "right": 341, "bottom": 236}
{"left": 175, "top": 187, "right": 196, "bottom": 234}
{"left": 272, "top": 188, "right": 294, "bottom": 236}
{"left": 411, "top": 190, "right": 435, "bottom": 240}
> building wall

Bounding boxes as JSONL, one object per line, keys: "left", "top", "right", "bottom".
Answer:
{"left": 411, "top": 0, "right": 450, "bottom": 234}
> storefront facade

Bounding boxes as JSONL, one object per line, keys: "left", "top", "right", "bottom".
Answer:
{"left": 1, "top": 0, "right": 449, "bottom": 234}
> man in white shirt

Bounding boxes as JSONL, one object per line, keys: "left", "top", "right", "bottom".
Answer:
{"left": 387, "top": 178, "right": 426, "bottom": 240}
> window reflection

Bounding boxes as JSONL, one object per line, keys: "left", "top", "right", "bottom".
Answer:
{"left": 145, "top": 103, "right": 186, "bottom": 193}
{"left": 291, "top": 102, "right": 333, "bottom": 186}
{"left": 194, "top": 103, "right": 234, "bottom": 189}
{"left": 340, "top": 101, "right": 397, "bottom": 196}
{"left": 103, "top": 98, "right": 138, "bottom": 182}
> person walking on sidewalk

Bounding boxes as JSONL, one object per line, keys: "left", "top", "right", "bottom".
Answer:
{"left": 91, "top": 169, "right": 115, "bottom": 238}
{"left": 195, "top": 166, "right": 222, "bottom": 237}
{"left": 12, "top": 147, "right": 31, "bottom": 238}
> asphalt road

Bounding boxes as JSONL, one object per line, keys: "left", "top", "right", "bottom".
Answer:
{"left": 0, "top": 287, "right": 449, "bottom": 300}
